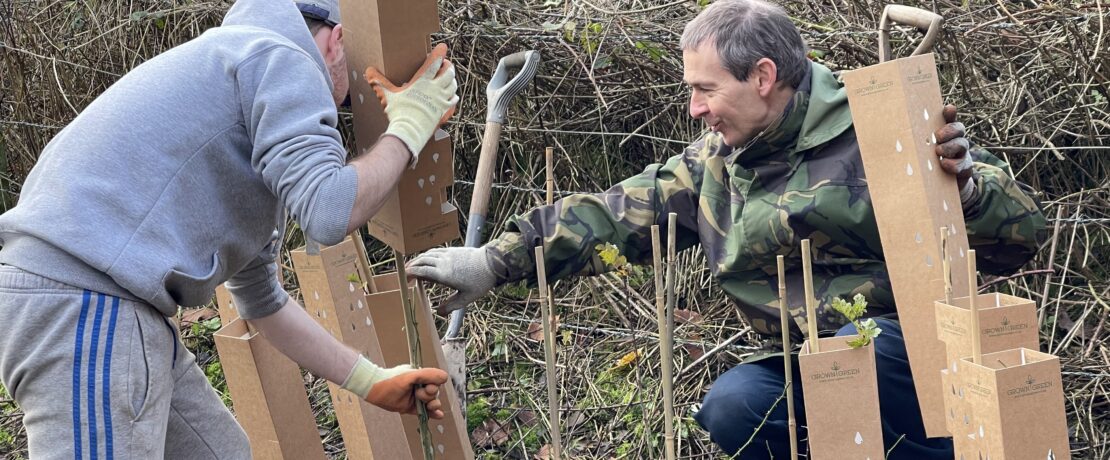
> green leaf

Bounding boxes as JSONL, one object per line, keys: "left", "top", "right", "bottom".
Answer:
{"left": 634, "top": 41, "right": 667, "bottom": 62}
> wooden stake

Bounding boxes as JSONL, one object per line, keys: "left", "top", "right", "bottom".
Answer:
{"left": 534, "top": 246, "right": 562, "bottom": 459}
{"left": 940, "top": 227, "right": 952, "bottom": 305}
{"left": 662, "top": 214, "right": 678, "bottom": 460}
{"left": 967, "top": 249, "right": 981, "bottom": 364}
{"left": 777, "top": 255, "right": 798, "bottom": 460}
{"left": 393, "top": 250, "right": 434, "bottom": 460}
{"left": 801, "top": 239, "right": 820, "bottom": 353}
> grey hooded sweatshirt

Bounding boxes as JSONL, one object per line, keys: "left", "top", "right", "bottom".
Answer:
{"left": 0, "top": 0, "right": 357, "bottom": 319}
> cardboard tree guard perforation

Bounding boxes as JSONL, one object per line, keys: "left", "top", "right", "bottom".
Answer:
{"left": 799, "top": 337, "right": 884, "bottom": 460}
{"left": 291, "top": 237, "right": 473, "bottom": 459}
{"left": 340, "top": 0, "right": 459, "bottom": 255}
{"left": 842, "top": 53, "right": 970, "bottom": 437}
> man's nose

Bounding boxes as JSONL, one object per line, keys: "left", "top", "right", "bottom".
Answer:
{"left": 689, "top": 92, "right": 708, "bottom": 119}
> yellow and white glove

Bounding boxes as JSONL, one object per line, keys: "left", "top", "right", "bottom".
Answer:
{"left": 364, "top": 43, "right": 459, "bottom": 164}
{"left": 341, "top": 355, "right": 448, "bottom": 419}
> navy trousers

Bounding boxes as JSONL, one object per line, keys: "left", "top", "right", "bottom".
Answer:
{"left": 694, "top": 318, "right": 954, "bottom": 459}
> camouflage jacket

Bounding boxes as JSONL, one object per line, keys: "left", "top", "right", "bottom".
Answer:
{"left": 485, "top": 61, "right": 1046, "bottom": 338}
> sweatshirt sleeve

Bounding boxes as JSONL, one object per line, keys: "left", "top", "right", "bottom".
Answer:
{"left": 225, "top": 239, "right": 290, "bottom": 320}
{"left": 236, "top": 45, "right": 357, "bottom": 246}
{"left": 962, "top": 146, "right": 1047, "bottom": 275}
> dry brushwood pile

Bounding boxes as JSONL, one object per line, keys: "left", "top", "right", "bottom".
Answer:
{"left": 1, "top": 0, "right": 1108, "bottom": 458}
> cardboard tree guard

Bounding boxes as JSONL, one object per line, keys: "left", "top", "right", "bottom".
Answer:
{"left": 957, "top": 349, "right": 1071, "bottom": 460}
{"left": 842, "top": 53, "right": 970, "bottom": 437}
{"left": 213, "top": 287, "right": 327, "bottom": 460}
{"left": 340, "top": 0, "right": 459, "bottom": 255}
{"left": 799, "top": 337, "right": 884, "bottom": 460}
{"left": 935, "top": 293, "right": 1039, "bottom": 372}
{"left": 291, "top": 237, "right": 473, "bottom": 459}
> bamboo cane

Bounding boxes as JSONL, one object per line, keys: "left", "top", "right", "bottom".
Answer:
{"left": 662, "top": 214, "right": 678, "bottom": 460}
{"left": 351, "top": 230, "right": 378, "bottom": 293}
{"left": 967, "top": 249, "right": 981, "bottom": 364}
{"left": 534, "top": 245, "right": 562, "bottom": 459}
{"left": 393, "top": 250, "right": 434, "bottom": 460}
{"left": 650, "top": 225, "right": 674, "bottom": 460}
{"left": 801, "top": 239, "right": 820, "bottom": 352}
{"left": 776, "top": 255, "right": 798, "bottom": 460}
{"left": 940, "top": 227, "right": 952, "bottom": 305}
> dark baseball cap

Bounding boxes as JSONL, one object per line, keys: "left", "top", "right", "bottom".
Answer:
{"left": 296, "top": 0, "right": 340, "bottom": 27}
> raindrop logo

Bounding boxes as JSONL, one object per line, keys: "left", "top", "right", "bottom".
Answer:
{"left": 854, "top": 432, "right": 863, "bottom": 445}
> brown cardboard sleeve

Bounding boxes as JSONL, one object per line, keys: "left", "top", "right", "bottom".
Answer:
{"left": 843, "top": 53, "right": 969, "bottom": 437}
{"left": 958, "top": 348, "right": 1070, "bottom": 460}
{"left": 213, "top": 318, "right": 326, "bottom": 460}
{"left": 935, "top": 293, "right": 1039, "bottom": 371}
{"left": 364, "top": 272, "right": 472, "bottom": 459}
{"left": 291, "top": 238, "right": 473, "bottom": 459}
{"left": 340, "top": 0, "right": 459, "bottom": 254}
{"left": 799, "top": 337, "right": 884, "bottom": 460}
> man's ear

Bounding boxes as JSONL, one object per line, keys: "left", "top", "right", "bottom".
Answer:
{"left": 753, "top": 57, "right": 779, "bottom": 97}
{"left": 326, "top": 24, "right": 344, "bottom": 64}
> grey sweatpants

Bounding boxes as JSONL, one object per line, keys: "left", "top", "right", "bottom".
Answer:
{"left": 0, "top": 265, "right": 250, "bottom": 459}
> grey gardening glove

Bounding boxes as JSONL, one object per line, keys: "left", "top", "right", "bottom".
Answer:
{"left": 407, "top": 247, "right": 497, "bottom": 315}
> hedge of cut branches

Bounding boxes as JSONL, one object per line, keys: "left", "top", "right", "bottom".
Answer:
{"left": 1, "top": 0, "right": 1107, "bottom": 458}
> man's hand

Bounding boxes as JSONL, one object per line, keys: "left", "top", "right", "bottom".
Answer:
{"left": 407, "top": 247, "right": 497, "bottom": 315}
{"left": 365, "top": 43, "right": 459, "bottom": 162}
{"left": 341, "top": 356, "right": 449, "bottom": 419}
{"left": 934, "top": 104, "right": 977, "bottom": 204}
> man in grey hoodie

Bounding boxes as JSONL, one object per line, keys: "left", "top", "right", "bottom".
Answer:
{"left": 0, "top": 0, "right": 457, "bottom": 458}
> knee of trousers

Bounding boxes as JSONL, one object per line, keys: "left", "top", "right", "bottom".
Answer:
{"left": 695, "top": 375, "right": 788, "bottom": 448}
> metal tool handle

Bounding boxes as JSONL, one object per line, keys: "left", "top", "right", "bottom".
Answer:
{"left": 486, "top": 50, "right": 541, "bottom": 123}
{"left": 879, "top": 5, "right": 944, "bottom": 63}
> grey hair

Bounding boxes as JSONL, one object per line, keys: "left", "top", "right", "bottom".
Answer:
{"left": 680, "top": 0, "right": 809, "bottom": 89}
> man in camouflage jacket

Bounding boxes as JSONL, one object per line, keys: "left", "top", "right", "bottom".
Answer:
{"left": 411, "top": 1, "right": 1045, "bottom": 458}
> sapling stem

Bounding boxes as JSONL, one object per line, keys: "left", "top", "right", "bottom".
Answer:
{"left": 394, "top": 250, "right": 434, "bottom": 460}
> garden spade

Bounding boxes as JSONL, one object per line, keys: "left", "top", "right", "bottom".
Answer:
{"left": 442, "top": 49, "right": 541, "bottom": 405}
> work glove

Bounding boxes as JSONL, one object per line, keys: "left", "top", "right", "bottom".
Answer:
{"left": 365, "top": 43, "right": 459, "bottom": 164}
{"left": 407, "top": 247, "right": 497, "bottom": 315}
{"left": 933, "top": 104, "right": 978, "bottom": 207}
{"left": 341, "top": 355, "right": 448, "bottom": 419}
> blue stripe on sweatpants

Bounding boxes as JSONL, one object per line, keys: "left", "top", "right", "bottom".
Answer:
{"left": 102, "top": 295, "right": 119, "bottom": 460}
{"left": 87, "top": 293, "right": 106, "bottom": 460}
{"left": 73, "top": 290, "right": 91, "bottom": 460}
